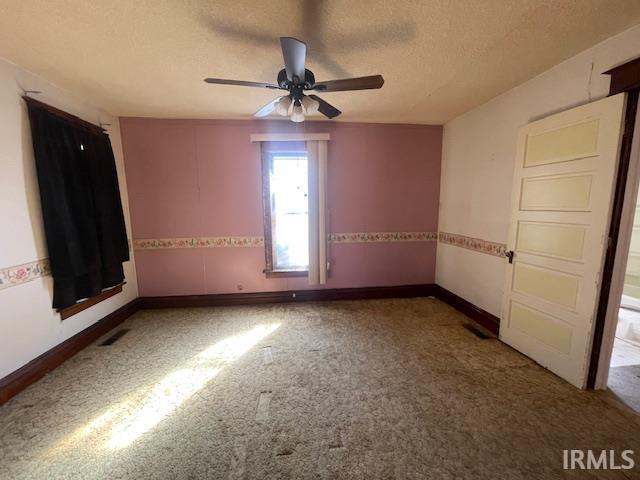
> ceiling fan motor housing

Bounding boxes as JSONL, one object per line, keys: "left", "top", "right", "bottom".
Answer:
{"left": 277, "top": 68, "right": 315, "bottom": 90}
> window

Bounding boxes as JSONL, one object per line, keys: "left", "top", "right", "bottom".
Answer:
{"left": 262, "top": 148, "right": 309, "bottom": 275}
{"left": 255, "top": 133, "right": 329, "bottom": 284}
{"left": 25, "top": 96, "right": 129, "bottom": 314}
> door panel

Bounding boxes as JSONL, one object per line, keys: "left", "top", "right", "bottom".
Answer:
{"left": 524, "top": 118, "right": 600, "bottom": 167}
{"left": 512, "top": 263, "right": 580, "bottom": 308}
{"left": 509, "top": 303, "right": 574, "bottom": 354}
{"left": 501, "top": 94, "right": 626, "bottom": 388}
{"left": 520, "top": 173, "right": 593, "bottom": 211}
{"left": 516, "top": 222, "right": 587, "bottom": 261}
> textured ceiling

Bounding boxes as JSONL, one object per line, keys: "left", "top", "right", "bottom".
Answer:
{"left": 1, "top": 0, "right": 640, "bottom": 124}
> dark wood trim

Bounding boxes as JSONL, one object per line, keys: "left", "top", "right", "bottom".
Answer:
{"left": 22, "top": 96, "right": 105, "bottom": 134}
{"left": 140, "top": 284, "right": 500, "bottom": 336}
{"left": 59, "top": 283, "right": 125, "bottom": 320}
{"left": 0, "top": 298, "right": 140, "bottom": 405}
{"left": 587, "top": 89, "right": 640, "bottom": 389}
{"left": 604, "top": 57, "right": 640, "bottom": 96}
{"left": 1, "top": 283, "right": 501, "bottom": 404}
{"left": 264, "top": 270, "right": 308, "bottom": 279}
{"left": 140, "top": 284, "right": 437, "bottom": 309}
{"left": 433, "top": 285, "right": 500, "bottom": 335}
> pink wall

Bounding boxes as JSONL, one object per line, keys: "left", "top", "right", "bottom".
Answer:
{"left": 120, "top": 119, "right": 442, "bottom": 296}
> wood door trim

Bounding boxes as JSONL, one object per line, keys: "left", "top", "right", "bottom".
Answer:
{"left": 605, "top": 57, "right": 640, "bottom": 96}
{"left": 587, "top": 90, "right": 639, "bottom": 388}
{"left": 587, "top": 60, "right": 640, "bottom": 388}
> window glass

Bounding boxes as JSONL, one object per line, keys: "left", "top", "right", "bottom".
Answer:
{"left": 269, "top": 153, "right": 308, "bottom": 270}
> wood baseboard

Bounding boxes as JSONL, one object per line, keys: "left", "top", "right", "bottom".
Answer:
{"left": 139, "top": 284, "right": 438, "bottom": 309}
{"left": 0, "top": 298, "right": 140, "bottom": 405}
{"left": 433, "top": 285, "right": 500, "bottom": 335}
{"left": 1, "top": 283, "right": 501, "bottom": 405}
{"left": 140, "top": 284, "right": 500, "bottom": 335}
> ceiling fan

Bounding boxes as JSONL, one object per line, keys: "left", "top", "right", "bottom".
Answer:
{"left": 204, "top": 37, "right": 384, "bottom": 122}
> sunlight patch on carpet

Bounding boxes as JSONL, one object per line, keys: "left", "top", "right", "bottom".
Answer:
{"left": 108, "top": 323, "right": 280, "bottom": 449}
{"left": 47, "top": 323, "right": 280, "bottom": 454}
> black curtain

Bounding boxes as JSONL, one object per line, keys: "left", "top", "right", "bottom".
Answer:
{"left": 26, "top": 100, "right": 129, "bottom": 310}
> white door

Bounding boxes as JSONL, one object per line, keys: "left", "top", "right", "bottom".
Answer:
{"left": 501, "top": 94, "right": 626, "bottom": 388}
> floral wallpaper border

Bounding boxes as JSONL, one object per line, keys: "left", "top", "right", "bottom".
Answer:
{"left": 133, "top": 232, "right": 439, "bottom": 250}
{"left": 438, "top": 232, "right": 507, "bottom": 257}
{"left": 0, "top": 239, "right": 132, "bottom": 292}
{"left": 0, "top": 259, "right": 51, "bottom": 291}
{"left": 133, "top": 236, "right": 265, "bottom": 250}
{"left": 329, "top": 232, "right": 437, "bottom": 243}
{"left": 0, "top": 233, "right": 500, "bottom": 291}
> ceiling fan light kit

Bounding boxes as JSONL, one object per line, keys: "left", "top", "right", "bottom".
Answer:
{"left": 204, "top": 37, "right": 384, "bottom": 122}
{"left": 291, "top": 103, "right": 305, "bottom": 123}
{"left": 275, "top": 96, "right": 292, "bottom": 116}
{"left": 301, "top": 96, "right": 319, "bottom": 115}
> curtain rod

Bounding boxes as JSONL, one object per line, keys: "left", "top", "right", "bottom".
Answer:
{"left": 22, "top": 95, "right": 106, "bottom": 135}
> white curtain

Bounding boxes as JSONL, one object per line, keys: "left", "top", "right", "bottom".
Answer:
{"left": 307, "top": 140, "right": 328, "bottom": 285}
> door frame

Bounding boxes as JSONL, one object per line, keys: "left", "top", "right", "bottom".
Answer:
{"left": 587, "top": 57, "right": 640, "bottom": 388}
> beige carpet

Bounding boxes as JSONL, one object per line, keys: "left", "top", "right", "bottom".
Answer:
{"left": 1, "top": 298, "right": 639, "bottom": 479}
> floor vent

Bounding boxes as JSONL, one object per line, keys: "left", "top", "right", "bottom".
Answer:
{"left": 463, "top": 323, "right": 490, "bottom": 339}
{"left": 99, "top": 329, "right": 130, "bottom": 346}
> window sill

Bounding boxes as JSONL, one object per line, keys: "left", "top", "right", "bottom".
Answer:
{"left": 264, "top": 270, "right": 308, "bottom": 279}
{"left": 58, "top": 283, "right": 125, "bottom": 320}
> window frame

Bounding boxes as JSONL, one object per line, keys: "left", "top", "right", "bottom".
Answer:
{"left": 261, "top": 147, "right": 309, "bottom": 278}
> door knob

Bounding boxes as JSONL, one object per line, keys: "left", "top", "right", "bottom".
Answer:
{"left": 505, "top": 250, "right": 515, "bottom": 264}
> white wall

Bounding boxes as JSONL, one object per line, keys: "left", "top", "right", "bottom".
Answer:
{"left": 437, "top": 24, "right": 640, "bottom": 318}
{"left": 622, "top": 188, "right": 640, "bottom": 299}
{"left": 0, "top": 57, "right": 138, "bottom": 379}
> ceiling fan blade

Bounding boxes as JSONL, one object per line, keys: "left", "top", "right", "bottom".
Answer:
{"left": 308, "top": 95, "right": 341, "bottom": 119}
{"left": 312, "top": 75, "right": 384, "bottom": 92}
{"left": 280, "top": 37, "right": 306, "bottom": 83}
{"left": 204, "top": 78, "right": 282, "bottom": 89}
{"left": 254, "top": 97, "right": 282, "bottom": 117}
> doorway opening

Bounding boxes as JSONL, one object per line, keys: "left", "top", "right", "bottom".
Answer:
{"left": 607, "top": 197, "right": 640, "bottom": 412}
{"left": 588, "top": 58, "right": 640, "bottom": 403}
